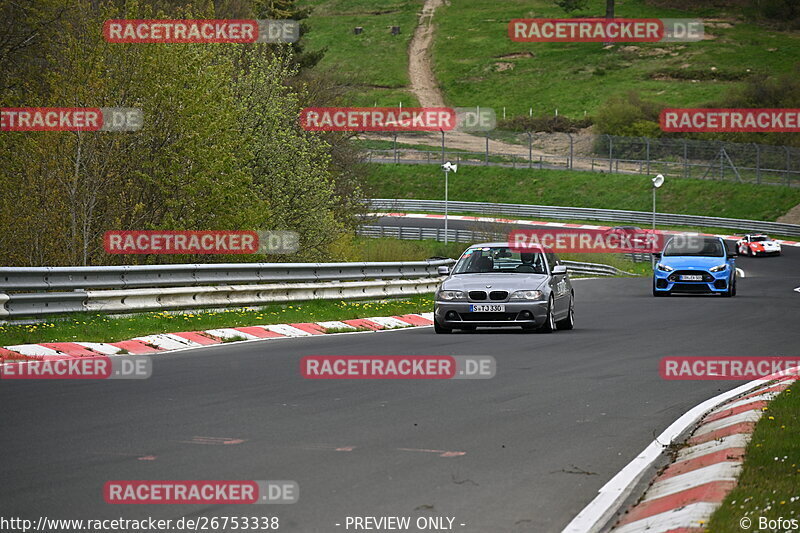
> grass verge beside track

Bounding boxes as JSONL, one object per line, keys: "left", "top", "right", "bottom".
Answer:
{"left": 0, "top": 295, "right": 435, "bottom": 348}
{"left": 365, "top": 164, "right": 800, "bottom": 222}
{"left": 706, "top": 385, "right": 800, "bottom": 531}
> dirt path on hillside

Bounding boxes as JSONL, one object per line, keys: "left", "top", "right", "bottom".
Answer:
{"left": 777, "top": 203, "right": 800, "bottom": 225}
{"left": 409, "top": 0, "right": 444, "bottom": 108}
{"left": 364, "top": 0, "right": 630, "bottom": 173}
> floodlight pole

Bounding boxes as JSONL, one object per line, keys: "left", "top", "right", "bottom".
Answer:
{"left": 652, "top": 186, "right": 656, "bottom": 231}
{"left": 444, "top": 166, "right": 450, "bottom": 244}
{"left": 651, "top": 174, "right": 664, "bottom": 268}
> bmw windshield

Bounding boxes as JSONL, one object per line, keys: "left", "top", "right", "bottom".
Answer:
{"left": 452, "top": 247, "right": 548, "bottom": 274}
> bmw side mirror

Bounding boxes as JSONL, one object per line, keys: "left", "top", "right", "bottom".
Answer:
{"left": 437, "top": 265, "right": 450, "bottom": 275}
{"left": 552, "top": 265, "right": 567, "bottom": 275}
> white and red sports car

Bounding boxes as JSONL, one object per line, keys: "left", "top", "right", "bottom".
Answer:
{"left": 737, "top": 234, "right": 781, "bottom": 256}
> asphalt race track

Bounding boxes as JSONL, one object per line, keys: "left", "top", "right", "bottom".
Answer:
{"left": 2, "top": 225, "right": 798, "bottom": 532}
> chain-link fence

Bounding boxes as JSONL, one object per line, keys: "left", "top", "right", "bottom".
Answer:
{"left": 363, "top": 131, "right": 800, "bottom": 187}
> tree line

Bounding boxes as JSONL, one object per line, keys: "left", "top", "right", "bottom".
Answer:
{"left": 0, "top": 0, "right": 365, "bottom": 266}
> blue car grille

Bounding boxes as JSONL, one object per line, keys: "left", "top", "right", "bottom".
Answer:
{"left": 667, "top": 270, "right": 714, "bottom": 283}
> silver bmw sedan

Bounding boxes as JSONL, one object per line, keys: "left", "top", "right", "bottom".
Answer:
{"left": 433, "top": 242, "right": 574, "bottom": 333}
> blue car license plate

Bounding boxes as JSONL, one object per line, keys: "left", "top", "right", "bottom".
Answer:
{"left": 680, "top": 275, "right": 703, "bottom": 281}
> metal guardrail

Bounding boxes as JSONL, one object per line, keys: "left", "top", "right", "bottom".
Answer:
{"left": 357, "top": 226, "right": 632, "bottom": 276}
{"left": 0, "top": 260, "right": 454, "bottom": 318}
{"left": 368, "top": 199, "right": 800, "bottom": 237}
{"left": 0, "top": 243, "right": 636, "bottom": 318}
{"left": 0, "top": 260, "right": 453, "bottom": 292}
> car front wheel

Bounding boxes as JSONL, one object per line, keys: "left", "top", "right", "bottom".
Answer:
{"left": 538, "top": 296, "right": 556, "bottom": 333}
{"left": 556, "top": 296, "right": 574, "bottom": 330}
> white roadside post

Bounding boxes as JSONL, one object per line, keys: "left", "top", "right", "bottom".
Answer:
{"left": 651, "top": 174, "right": 665, "bottom": 267}
{"left": 442, "top": 162, "right": 458, "bottom": 244}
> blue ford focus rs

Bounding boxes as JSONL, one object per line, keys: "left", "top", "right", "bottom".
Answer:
{"left": 652, "top": 236, "right": 737, "bottom": 297}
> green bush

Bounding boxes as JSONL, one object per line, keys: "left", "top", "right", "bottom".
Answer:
{"left": 497, "top": 114, "right": 592, "bottom": 133}
{"left": 747, "top": 0, "right": 800, "bottom": 28}
{"left": 593, "top": 92, "right": 663, "bottom": 137}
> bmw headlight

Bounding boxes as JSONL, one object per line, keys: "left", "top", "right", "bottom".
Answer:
{"left": 509, "top": 290, "right": 545, "bottom": 301}
{"left": 709, "top": 264, "right": 728, "bottom": 272}
{"left": 438, "top": 290, "right": 466, "bottom": 301}
{"left": 656, "top": 263, "right": 674, "bottom": 272}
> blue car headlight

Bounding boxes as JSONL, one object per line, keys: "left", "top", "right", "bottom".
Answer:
{"left": 438, "top": 290, "right": 466, "bottom": 301}
{"left": 656, "top": 263, "right": 674, "bottom": 272}
{"left": 709, "top": 264, "right": 728, "bottom": 273}
{"left": 509, "top": 290, "right": 545, "bottom": 301}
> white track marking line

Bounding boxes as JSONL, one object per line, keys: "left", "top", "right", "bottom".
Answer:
{"left": 690, "top": 410, "right": 763, "bottom": 438}
{"left": 204, "top": 328, "right": 262, "bottom": 340}
{"left": 6, "top": 344, "right": 60, "bottom": 356}
{"left": 76, "top": 342, "right": 123, "bottom": 355}
{"left": 676, "top": 433, "right": 751, "bottom": 462}
{"left": 642, "top": 462, "right": 742, "bottom": 502}
{"left": 613, "top": 502, "right": 719, "bottom": 533}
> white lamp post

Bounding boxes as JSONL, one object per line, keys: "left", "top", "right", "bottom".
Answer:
{"left": 651, "top": 174, "right": 665, "bottom": 268}
{"left": 652, "top": 174, "right": 664, "bottom": 231}
{"left": 441, "top": 162, "right": 457, "bottom": 244}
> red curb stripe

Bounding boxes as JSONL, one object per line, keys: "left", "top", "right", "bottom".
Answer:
{"left": 233, "top": 326, "right": 285, "bottom": 339}
{"left": 741, "top": 382, "right": 792, "bottom": 401}
{"left": 688, "top": 423, "right": 756, "bottom": 446}
{"left": 704, "top": 401, "right": 767, "bottom": 424}
{"left": 172, "top": 332, "right": 222, "bottom": 345}
{"left": 289, "top": 323, "right": 326, "bottom": 335}
{"left": 615, "top": 480, "right": 736, "bottom": 527}
{"left": 394, "top": 314, "right": 433, "bottom": 326}
{"left": 40, "top": 342, "right": 101, "bottom": 357}
{"left": 343, "top": 319, "right": 384, "bottom": 331}
{"left": 659, "top": 449, "right": 745, "bottom": 481}
{"left": 0, "top": 347, "right": 34, "bottom": 360}
{"left": 109, "top": 340, "right": 164, "bottom": 354}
